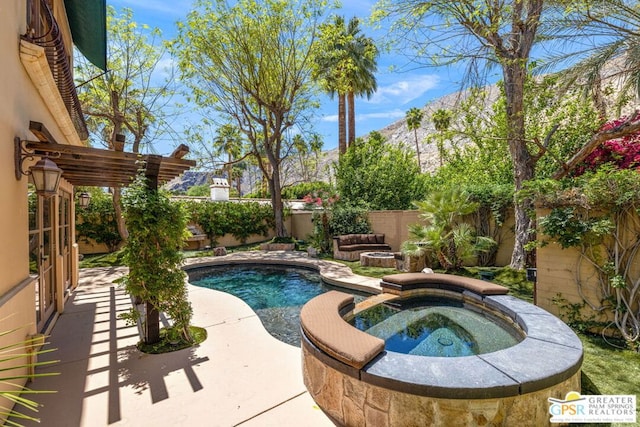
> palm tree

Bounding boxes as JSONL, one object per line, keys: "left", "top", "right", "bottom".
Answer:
{"left": 309, "top": 133, "right": 323, "bottom": 179}
{"left": 344, "top": 18, "right": 378, "bottom": 147}
{"left": 403, "top": 188, "right": 495, "bottom": 271}
{"left": 313, "top": 16, "right": 378, "bottom": 154}
{"left": 406, "top": 107, "right": 424, "bottom": 170}
{"left": 214, "top": 124, "right": 243, "bottom": 185}
{"left": 432, "top": 108, "right": 452, "bottom": 167}
{"left": 313, "top": 16, "right": 348, "bottom": 154}
{"left": 547, "top": 3, "right": 640, "bottom": 117}
{"left": 292, "top": 134, "right": 310, "bottom": 181}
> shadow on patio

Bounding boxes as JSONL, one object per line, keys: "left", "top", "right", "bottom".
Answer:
{"left": 15, "top": 263, "right": 332, "bottom": 427}
{"left": 17, "top": 267, "right": 210, "bottom": 426}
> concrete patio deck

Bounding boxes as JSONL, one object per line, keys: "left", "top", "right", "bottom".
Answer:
{"left": 19, "top": 252, "right": 381, "bottom": 427}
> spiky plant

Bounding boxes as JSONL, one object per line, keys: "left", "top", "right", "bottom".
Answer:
{"left": 403, "top": 188, "right": 496, "bottom": 271}
{"left": 0, "top": 325, "right": 58, "bottom": 426}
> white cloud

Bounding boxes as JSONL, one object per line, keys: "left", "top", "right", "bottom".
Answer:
{"left": 321, "top": 109, "right": 406, "bottom": 123}
{"left": 322, "top": 114, "right": 339, "bottom": 123}
{"left": 357, "top": 110, "right": 407, "bottom": 120}
{"left": 368, "top": 75, "right": 440, "bottom": 105}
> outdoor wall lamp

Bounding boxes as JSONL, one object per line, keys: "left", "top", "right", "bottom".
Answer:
{"left": 15, "top": 136, "right": 62, "bottom": 197}
{"left": 78, "top": 191, "right": 91, "bottom": 208}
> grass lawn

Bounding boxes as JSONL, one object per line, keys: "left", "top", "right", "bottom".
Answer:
{"left": 79, "top": 250, "right": 125, "bottom": 268}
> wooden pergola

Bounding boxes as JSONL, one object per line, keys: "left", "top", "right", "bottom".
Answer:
{"left": 20, "top": 121, "right": 195, "bottom": 187}
{"left": 18, "top": 122, "right": 196, "bottom": 345}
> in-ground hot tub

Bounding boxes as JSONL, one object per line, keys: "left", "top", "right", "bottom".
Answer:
{"left": 300, "top": 273, "right": 583, "bottom": 426}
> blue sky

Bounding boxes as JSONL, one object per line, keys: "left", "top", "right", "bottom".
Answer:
{"left": 107, "top": 0, "right": 467, "bottom": 153}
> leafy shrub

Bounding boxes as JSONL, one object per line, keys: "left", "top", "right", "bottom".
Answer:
{"left": 335, "top": 132, "right": 427, "bottom": 210}
{"left": 186, "top": 184, "right": 210, "bottom": 197}
{"left": 328, "top": 204, "right": 371, "bottom": 236}
{"left": 243, "top": 187, "right": 270, "bottom": 198}
{"left": 244, "top": 181, "right": 335, "bottom": 200}
{"left": 75, "top": 189, "right": 122, "bottom": 252}
{"left": 282, "top": 182, "right": 334, "bottom": 199}
{"left": 181, "top": 200, "right": 276, "bottom": 245}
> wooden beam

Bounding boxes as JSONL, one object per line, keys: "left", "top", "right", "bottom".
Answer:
{"left": 170, "top": 144, "right": 190, "bottom": 159}
{"left": 29, "top": 121, "right": 59, "bottom": 144}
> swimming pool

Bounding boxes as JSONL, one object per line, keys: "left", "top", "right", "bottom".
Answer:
{"left": 190, "top": 264, "right": 361, "bottom": 346}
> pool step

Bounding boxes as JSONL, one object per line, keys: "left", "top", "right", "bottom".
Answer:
{"left": 352, "top": 293, "right": 397, "bottom": 316}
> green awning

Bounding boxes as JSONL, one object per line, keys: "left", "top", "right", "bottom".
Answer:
{"left": 64, "top": 0, "right": 107, "bottom": 71}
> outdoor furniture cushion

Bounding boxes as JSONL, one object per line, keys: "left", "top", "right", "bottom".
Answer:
{"left": 381, "top": 272, "right": 509, "bottom": 296}
{"left": 300, "top": 291, "right": 384, "bottom": 369}
{"left": 333, "top": 234, "right": 392, "bottom": 261}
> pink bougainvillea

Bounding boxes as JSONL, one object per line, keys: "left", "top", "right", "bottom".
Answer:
{"left": 302, "top": 192, "right": 339, "bottom": 209}
{"left": 575, "top": 114, "right": 640, "bottom": 176}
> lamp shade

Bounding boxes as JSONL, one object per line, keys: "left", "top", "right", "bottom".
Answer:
{"left": 78, "top": 191, "right": 91, "bottom": 208}
{"left": 31, "top": 157, "right": 62, "bottom": 197}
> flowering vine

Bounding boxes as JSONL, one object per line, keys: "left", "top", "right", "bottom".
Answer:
{"left": 576, "top": 113, "right": 640, "bottom": 175}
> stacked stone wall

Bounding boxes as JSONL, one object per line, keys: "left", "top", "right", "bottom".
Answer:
{"left": 303, "top": 344, "right": 580, "bottom": 427}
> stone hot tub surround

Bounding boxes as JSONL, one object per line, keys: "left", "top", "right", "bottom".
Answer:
{"left": 301, "top": 274, "right": 583, "bottom": 426}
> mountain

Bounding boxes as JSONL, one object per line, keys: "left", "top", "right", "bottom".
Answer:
{"left": 170, "top": 61, "right": 633, "bottom": 194}
{"left": 164, "top": 170, "right": 216, "bottom": 193}
{"left": 309, "top": 84, "right": 500, "bottom": 180}
{"left": 168, "top": 86, "right": 500, "bottom": 194}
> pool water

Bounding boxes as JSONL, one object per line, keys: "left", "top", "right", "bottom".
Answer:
{"left": 348, "top": 296, "right": 522, "bottom": 357}
{"left": 191, "top": 265, "right": 358, "bottom": 346}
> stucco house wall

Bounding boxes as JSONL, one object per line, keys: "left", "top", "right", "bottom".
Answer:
{"left": 0, "top": 2, "right": 85, "bottom": 421}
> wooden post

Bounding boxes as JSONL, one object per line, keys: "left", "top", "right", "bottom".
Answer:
{"left": 143, "top": 155, "right": 162, "bottom": 344}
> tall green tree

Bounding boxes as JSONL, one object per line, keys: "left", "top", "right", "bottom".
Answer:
{"left": 309, "top": 133, "right": 324, "bottom": 180}
{"left": 335, "top": 132, "right": 426, "bottom": 210}
{"left": 313, "top": 16, "right": 378, "bottom": 154}
{"left": 345, "top": 18, "right": 378, "bottom": 146}
{"left": 172, "top": 0, "right": 324, "bottom": 237}
{"left": 292, "top": 134, "right": 310, "bottom": 181}
{"left": 373, "top": 0, "right": 545, "bottom": 269}
{"left": 431, "top": 108, "right": 452, "bottom": 167}
{"left": 75, "top": 6, "right": 177, "bottom": 244}
{"left": 405, "top": 107, "right": 424, "bottom": 170}
{"left": 426, "top": 76, "right": 600, "bottom": 194}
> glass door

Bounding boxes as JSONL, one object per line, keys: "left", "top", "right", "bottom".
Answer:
{"left": 29, "top": 188, "right": 57, "bottom": 331}
{"left": 59, "top": 192, "right": 71, "bottom": 294}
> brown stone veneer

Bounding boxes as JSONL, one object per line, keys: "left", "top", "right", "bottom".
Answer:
{"left": 302, "top": 343, "right": 581, "bottom": 427}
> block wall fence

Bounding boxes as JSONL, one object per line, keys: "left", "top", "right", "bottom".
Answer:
{"left": 79, "top": 208, "right": 515, "bottom": 268}
{"left": 535, "top": 208, "right": 640, "bottom": 325}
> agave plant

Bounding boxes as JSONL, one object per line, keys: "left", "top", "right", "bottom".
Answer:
{"left": 0, "top": 325, "right": 58, "bottom": 426}
{"left": 403, "top": 188, "right": 496, "bottom": 271}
